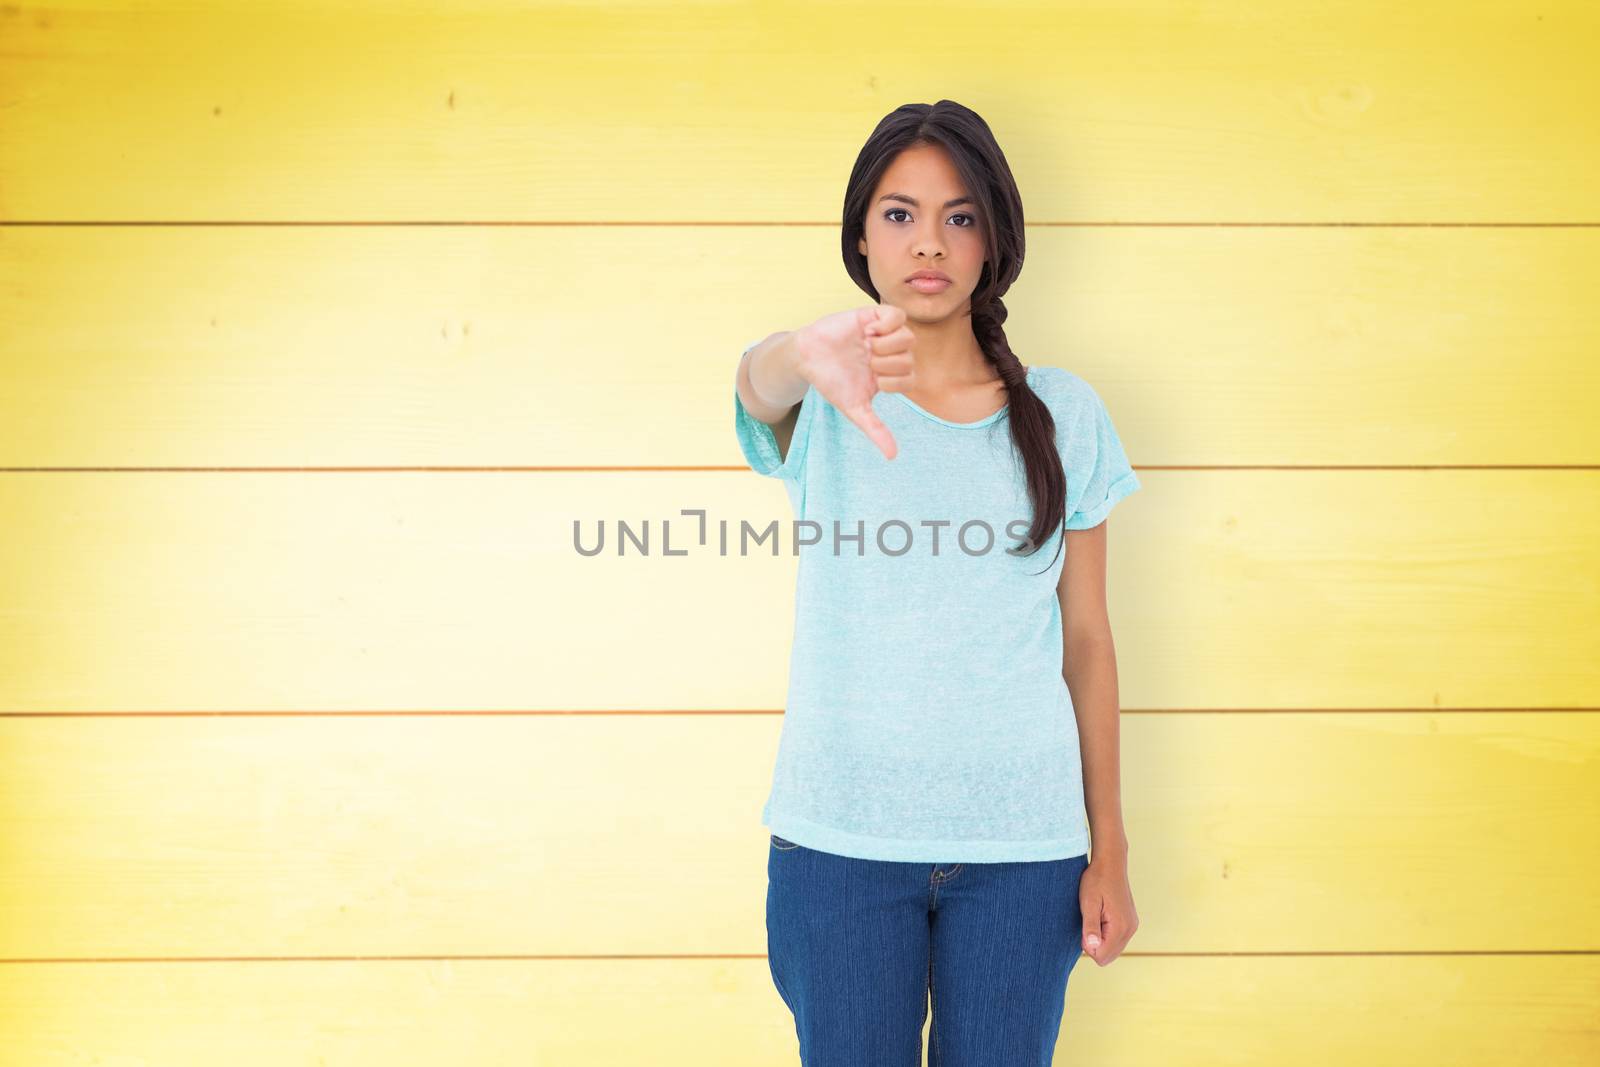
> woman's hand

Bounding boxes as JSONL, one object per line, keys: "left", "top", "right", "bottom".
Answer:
{"left": 1079, "top": 851, "right": 1138, "bottom": 966}
{"left": 794, "top": 304, "right": 917, "bottom": 460}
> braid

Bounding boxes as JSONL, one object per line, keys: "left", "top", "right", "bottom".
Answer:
{"left": 972, "top": 298, "right": 1068, "bottom": 573}
{"left": 972, "top": 298, "right": 1029, "bottom": 388}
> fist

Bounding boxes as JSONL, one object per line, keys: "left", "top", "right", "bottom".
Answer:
{"left": 794, "top": 304, "right": 916, "bottom": 460}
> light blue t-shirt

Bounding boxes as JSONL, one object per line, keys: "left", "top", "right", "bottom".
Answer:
{"left": 734, "top": 341, "right": 1141, "bottom": 862}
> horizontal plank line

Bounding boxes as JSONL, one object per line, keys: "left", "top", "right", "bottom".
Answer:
{"left": 3, "top": 708, "right": 1596, "bottom": 718}
{"left": 4, "top": 221, "right": 1600, "bottom": 228}
{"left": 1, "top": 465, "right": 1597, "bottom": 474}
{"left": 3, "top": 950, "right": 1597, "bottom": 964}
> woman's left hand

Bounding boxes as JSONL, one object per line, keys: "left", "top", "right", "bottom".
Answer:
{"left": 1079, "top": 852, "right": 1138, "bottom": 966}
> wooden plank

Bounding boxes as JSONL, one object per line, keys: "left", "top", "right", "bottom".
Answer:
{"left": 0, "top": 711, "right": 1595, "bottom": 956}
{"left": 0, "top": 472, "right": 1594, "bottom": 710}
{"left": 1, "top": 226, "right": 1596, "bottom": 467}
{"left": 0, "top": 955, "right": 1595, "bottom": 1065}
{"left": 0, "top": 3, "right": 1594, "bottom": 221}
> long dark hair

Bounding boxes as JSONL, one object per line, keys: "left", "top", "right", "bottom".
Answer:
{"left": 841, "top": 100, "right": 1066, "bottom": 572}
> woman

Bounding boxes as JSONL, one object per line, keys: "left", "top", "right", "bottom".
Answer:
{"left": 733, "top": 99, "right": 1141, "bottom": 1066}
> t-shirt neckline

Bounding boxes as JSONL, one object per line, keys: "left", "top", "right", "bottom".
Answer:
{"left": 891, "top": 365, "right": 1031, "bottom": 429}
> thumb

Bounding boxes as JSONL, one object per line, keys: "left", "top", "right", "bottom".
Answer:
{"left": 1082, "top": 903, "right": 1103, "bottom": 957}
{"left": 843, "top": 402, "right": 898, "bottom": 461}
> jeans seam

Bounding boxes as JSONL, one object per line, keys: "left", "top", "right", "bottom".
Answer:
{"left": 929, "top": 934, "right": 940, "bottom": 1064}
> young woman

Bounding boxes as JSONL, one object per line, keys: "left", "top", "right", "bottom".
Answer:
{"left": 733, "top": 100, "right": 1141, "bottom": 1066}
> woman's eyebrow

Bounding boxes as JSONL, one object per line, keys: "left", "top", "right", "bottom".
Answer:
{"left": 878, "top": 192, "right": 975, "bottom": 208}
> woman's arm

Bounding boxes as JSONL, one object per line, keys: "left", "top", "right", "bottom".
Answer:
{"left": 1059, "top": 518, "right": 1138, "bottom": 965}
{"left": 736, "top": 331, "right": 810, "bottom": 463}
{"left": 737, "top": 329, "right": 809, "bottom": 420}
{"left": 1059, "top": 519, "right": 1129, "bottom": 859}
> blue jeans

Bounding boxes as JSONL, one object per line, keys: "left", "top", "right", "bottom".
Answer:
{"left": 765, "top": 834, "right": 1090, "bottom": 1066}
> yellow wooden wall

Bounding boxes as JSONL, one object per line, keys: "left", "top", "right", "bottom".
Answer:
{"left": 2, "top": 0, "right": 1598, "bottom": 1063}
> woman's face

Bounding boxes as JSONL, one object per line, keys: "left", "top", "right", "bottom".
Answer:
{"left": 857, "top": 142, "right": 987, "bottom": 321}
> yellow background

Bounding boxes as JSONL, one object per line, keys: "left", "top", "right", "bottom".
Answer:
{"left": 2, "top": 0, "right": 1598, "bottom": 1063}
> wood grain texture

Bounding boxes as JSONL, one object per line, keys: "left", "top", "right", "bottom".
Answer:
{"left": 0, "top": 2, "right": 1595, "bottom": 222}
{"left": 0, "top": 472, "right": 1595, "bottom": 709}
{"left": 0, "top": 957, "right": 1596, "bottom": 1064}
{"left": 0, "top": 711, "right": 1596, "bottom": 956}
{"left": 0, "top": 226, "right": 1597, "bottom": 467}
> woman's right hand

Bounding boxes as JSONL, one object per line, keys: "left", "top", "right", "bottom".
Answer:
{"left": 794, "top": 304, "right": 917, "bottom": 461}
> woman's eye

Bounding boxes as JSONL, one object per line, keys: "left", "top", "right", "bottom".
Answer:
{"left": 884, "top": 209, "right": 977, "bottom": 227}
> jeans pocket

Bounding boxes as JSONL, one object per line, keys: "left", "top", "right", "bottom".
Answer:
{"left": 770, "top": 833, "right": 801, "bottom": 851}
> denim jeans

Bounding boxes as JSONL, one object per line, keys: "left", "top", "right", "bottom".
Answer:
{"left": 765, "top": 833, "right": 1091, "bottom": 1066}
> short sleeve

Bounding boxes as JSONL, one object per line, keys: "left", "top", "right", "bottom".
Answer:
{"left": 1063, "top": 380, "right": 1141, "bottom": 530}
{"left": 733, "top": 338, "right": 818, "bottom": 482}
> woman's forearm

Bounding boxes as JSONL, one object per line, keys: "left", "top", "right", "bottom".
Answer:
{"left": 737, "top": 330, "right": 811, "bottom": 423}
{"left": 1065, "top": 634, "right": 1129, "bottom": 860}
